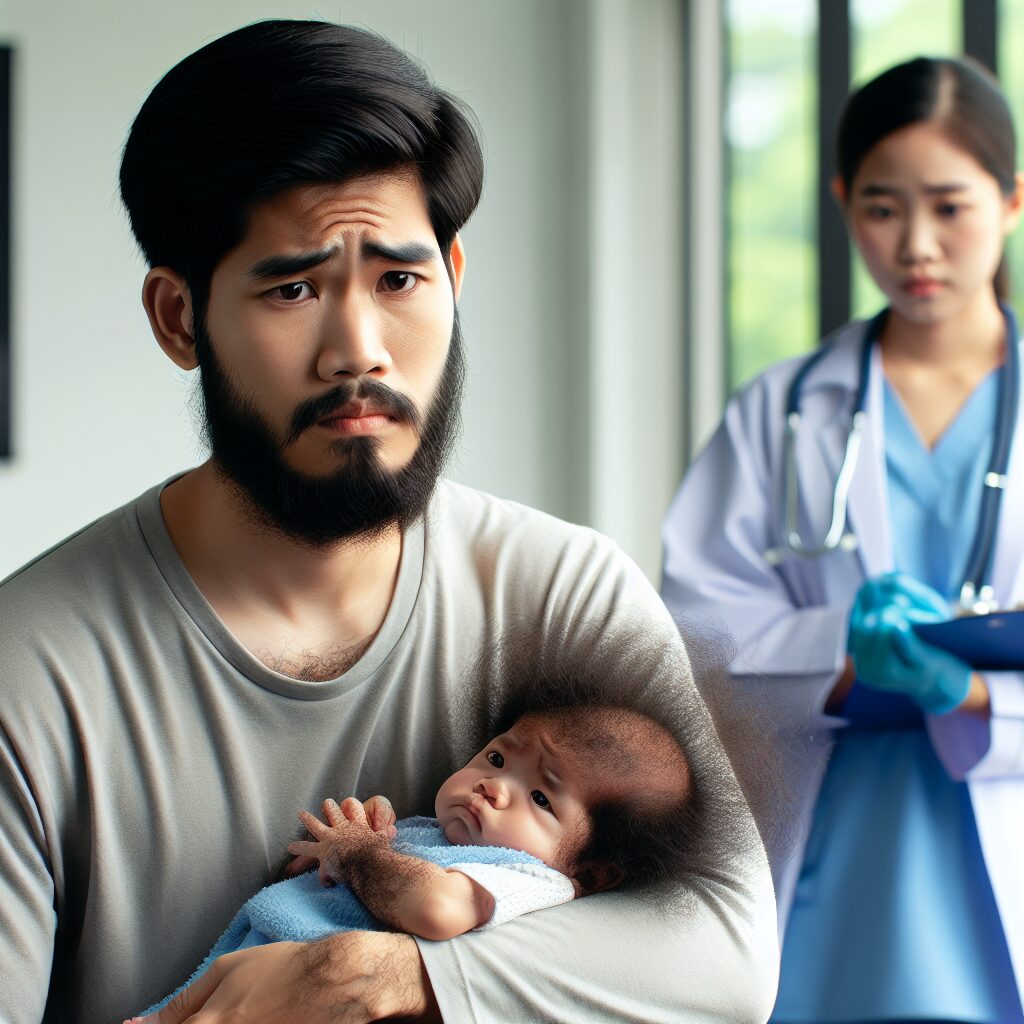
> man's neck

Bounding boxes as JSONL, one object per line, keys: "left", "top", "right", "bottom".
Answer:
{"left": 160, "top": 462, "right": 404, "bottom": 679}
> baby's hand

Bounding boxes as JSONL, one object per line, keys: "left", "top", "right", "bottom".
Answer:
{"left": 363, "top": 794, "right": 399, "bottom": 840}
{"left": 283, "top": 794, "right": 397, "bottom": 879}
{"left": 288, "top": 797, "right": 387, "bottom": 888}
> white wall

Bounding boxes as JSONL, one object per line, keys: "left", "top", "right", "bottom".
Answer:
{"left": 0, "top": 0, "right": 685, "bottom": 582}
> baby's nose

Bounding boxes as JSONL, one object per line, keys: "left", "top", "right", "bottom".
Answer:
{"left": 475, "top": 776, "right": 511, "bottom": 809}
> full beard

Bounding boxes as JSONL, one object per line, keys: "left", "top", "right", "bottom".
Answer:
{"left": 191, "top": 313, "right": 465, "bottom": 547}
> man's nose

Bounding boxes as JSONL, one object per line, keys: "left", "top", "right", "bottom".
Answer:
{"left": 316, "top": 297, "right": 393, "bottom": 381}
{"left": 475, "top": 776, "right": 511, "bottom": 810}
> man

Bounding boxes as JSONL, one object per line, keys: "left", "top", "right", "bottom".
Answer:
{"left": 0, "top": 20, "right": 777, "bottom": 1023}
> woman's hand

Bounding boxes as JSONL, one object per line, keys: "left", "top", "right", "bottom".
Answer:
{"left": 848, "top": 572, "right": 972, "bottom": 714}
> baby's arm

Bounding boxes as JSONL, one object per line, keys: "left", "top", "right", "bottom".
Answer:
{"left": 288, "top": 798, "right": 495, "bottom": 941}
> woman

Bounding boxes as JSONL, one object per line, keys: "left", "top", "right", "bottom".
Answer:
{"left": 662, "top": 57, "right": 1024, "bottom": 1023}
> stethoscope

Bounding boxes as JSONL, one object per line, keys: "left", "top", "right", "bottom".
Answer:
{"left": 765, "top": 305, "right": 1020, "bottom": 615}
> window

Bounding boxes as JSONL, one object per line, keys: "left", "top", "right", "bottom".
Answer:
{"left": 726, "top": 0, "right": 816, "bottom": 389}
{"left": 719, "top": 0, "right": 999, "bottom": 394}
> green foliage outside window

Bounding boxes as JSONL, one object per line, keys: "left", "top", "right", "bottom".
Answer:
{"left": 727, "top": 0, "right": 973, "bottom": 392}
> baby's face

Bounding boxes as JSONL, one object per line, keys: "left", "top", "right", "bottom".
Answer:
{"left": 434, "top": 713, "right": 598, "bottom": 871}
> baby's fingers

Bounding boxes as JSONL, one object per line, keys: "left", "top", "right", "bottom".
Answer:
{"left": 322, "top": 799, "right": 349, "bottom": 827}
{"left": 284, "top": 853, "right": 318, "bottom": 878}
{"left": 287, "top": 839, "right": 321, "bottom": 860}
{"left": 338, "top": 797, "right": 369, "bottom": 827}
{"left": 365, "top": 795, "right": 398, "bottom": 838}
{"left": 297, "top": 809, "right": 330, "bottom": 838}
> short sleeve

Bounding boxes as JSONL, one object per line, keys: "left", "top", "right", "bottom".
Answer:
{"left": 449, "top": 861, "right": 575, "bottom": 929}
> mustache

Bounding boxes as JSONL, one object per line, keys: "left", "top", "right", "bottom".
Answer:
{"left": 286, "top": 380, "right": 422, "bottom": 446}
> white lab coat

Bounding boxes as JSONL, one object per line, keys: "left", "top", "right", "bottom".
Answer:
{"left": 661, "top": 318, "right": 1024, "bottom": 995}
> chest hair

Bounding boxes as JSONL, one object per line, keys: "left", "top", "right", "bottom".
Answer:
{"left": 252, "top": 636, "right": 372, "bottom": 682}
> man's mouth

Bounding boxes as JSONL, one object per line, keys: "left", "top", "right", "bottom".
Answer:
{"left": 316, "top": 402, "right": 398, "bottom": 436}
{"left": 287, "top": 382, "right": 420, "bottom": 446}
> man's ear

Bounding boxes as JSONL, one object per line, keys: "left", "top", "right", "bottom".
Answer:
{"left": 142, "top": 267, "right": 198, "bottom": 370}
{"left": 449, "top": 233, "right": 466, "bottom": 302}
{"left": 571, "top": 860, "right": 625, "bottom": 898}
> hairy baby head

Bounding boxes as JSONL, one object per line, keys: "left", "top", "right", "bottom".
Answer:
{"left": 435, "top": 704, "right": 691, "bottom": 897}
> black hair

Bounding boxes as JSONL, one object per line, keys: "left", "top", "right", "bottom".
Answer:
{"left": 837, "top": 56, "right": 1017, "bottom": 300}
{"left": 119, "top": 20, "right": 484, "bottom": 319}
{"left": 493, "top": 676, "right": 693, "bottom": 894}
{"left": 471, "top": 623, "right": 779, "bottom": 907}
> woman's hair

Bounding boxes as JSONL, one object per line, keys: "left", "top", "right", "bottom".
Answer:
{"left": 836, "top": 56, "right": 1017, "bottom": 299}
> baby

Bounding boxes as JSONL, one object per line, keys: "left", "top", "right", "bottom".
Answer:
{"left": 137, "top": 687, "right": 693, "bottom": 1018}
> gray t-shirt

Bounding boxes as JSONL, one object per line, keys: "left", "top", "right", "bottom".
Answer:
{"left": 0, "top": 478, "right": 777, "bottom": 1023}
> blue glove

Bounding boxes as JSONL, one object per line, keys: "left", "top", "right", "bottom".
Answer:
{"left": 847, "top": 573, "right": 972, "bottom": 715}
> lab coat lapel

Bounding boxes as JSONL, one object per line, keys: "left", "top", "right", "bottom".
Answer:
{"left": 809, "top": 328, "right": 892, "bottom": 581}
{"left": 989, "top": 342, "right": 1024, "bottom": 605}
{"left": 845, "top": 344, "right": 891, "bottom": 578}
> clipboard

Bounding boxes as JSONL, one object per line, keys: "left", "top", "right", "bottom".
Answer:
{"left": 913, "top": 609, "right": 1024, "bottom": 670}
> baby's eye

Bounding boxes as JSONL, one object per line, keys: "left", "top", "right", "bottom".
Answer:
{"left": 486, "top": 751, "right": 504, "bottom": 768}
{"left": 531, "top": 790, "right": 551, "bottom": 809}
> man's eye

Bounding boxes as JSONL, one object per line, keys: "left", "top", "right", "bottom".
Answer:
{"left": 531, "top": 790, "right": 551, "bottom": 809}
{"left": 271, "top": 282, "right": 314, "bottom": 302}
{"left": 937, "top": 202, "right": 962, "bottom": 218}
{"left": 379, "top": 271, "right": 417, "bottom": 293}
{"left": 486, "top": 751, "right": 504, "bottom": 768}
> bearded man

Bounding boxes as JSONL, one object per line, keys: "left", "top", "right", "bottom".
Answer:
{"left": 0, "top": 20, "right": 777, "bottom": 1024}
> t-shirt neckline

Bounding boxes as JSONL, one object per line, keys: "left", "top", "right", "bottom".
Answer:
{"left": 135, "top": 474, "right": 426, "bottom": 700}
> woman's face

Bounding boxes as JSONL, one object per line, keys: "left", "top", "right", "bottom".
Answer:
{"left": 842, "top": 120, "right": 1022, "bottom": 326}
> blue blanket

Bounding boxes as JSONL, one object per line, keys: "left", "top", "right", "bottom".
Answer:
{"left": 145, "top": 816, "right": 543, "bottom": 1014}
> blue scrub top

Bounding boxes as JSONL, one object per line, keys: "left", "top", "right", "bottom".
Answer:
{"left": 772, "top": 370, "right": 1022, "bottom": 1023}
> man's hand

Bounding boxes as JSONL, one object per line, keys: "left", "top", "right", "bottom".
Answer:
{"left": 286, "top": 796, "right": 398, "bottom": 880}
{"left": 289, "top": 798, "right": 387, "bottom": 888}
{"left": 132, "top": 932, "right": 440, "bottom": 1024}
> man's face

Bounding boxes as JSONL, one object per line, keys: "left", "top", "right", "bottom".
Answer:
{"left": 195, "top": 170, "right": 463, "bottom": 544}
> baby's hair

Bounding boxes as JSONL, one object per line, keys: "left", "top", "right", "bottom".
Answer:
{"left": 492, "top": 678, "right": 694, "bottom": 893}
{"left": 457, "top": 620, "right": 775, "bottom": 909}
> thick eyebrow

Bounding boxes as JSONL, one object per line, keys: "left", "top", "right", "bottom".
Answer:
{"left": 247, "top": 244, "right": 341, "bottom": 280}
{"left": 361, "top": 239, "right": 437, "bottom": 264}
{"left": 247, "top": 239, "right": 437, "bottom": 281}
{"left": 858, "top": 182, "right": 970, "bottom": 198}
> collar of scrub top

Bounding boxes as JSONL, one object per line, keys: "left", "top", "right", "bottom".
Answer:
{"left": 767, "top": 304, "right": 1020, "bottom": 616}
